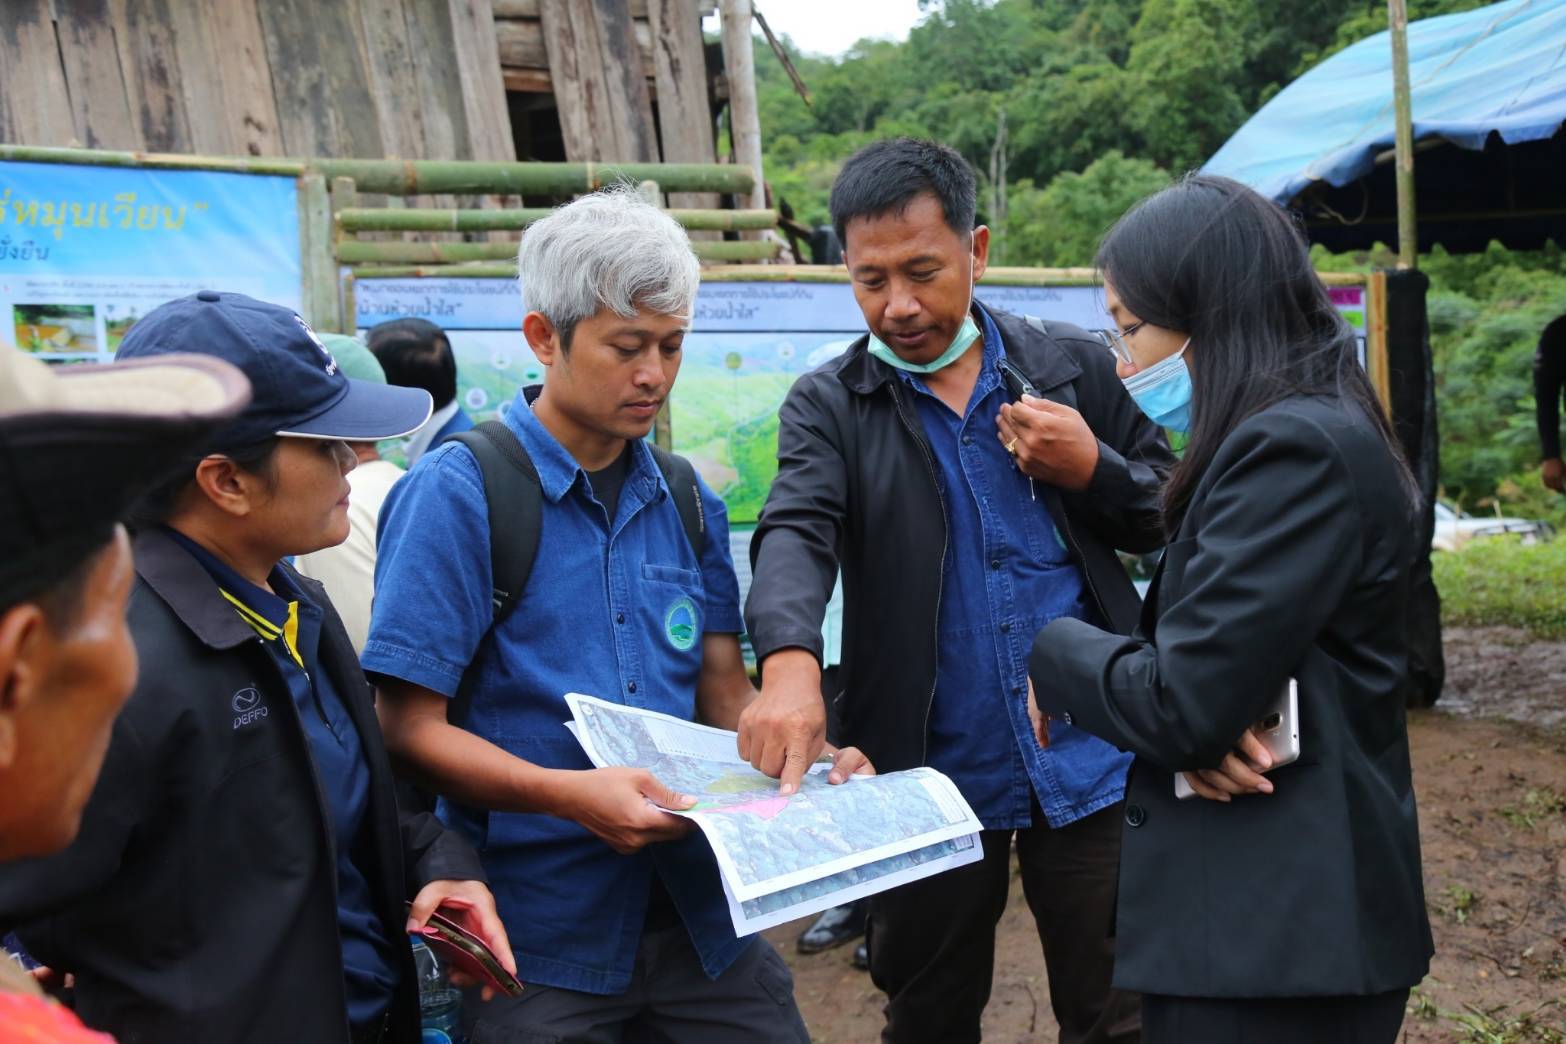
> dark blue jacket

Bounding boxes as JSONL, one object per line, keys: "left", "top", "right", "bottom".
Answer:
{"left": 0, "top": 529, "right": 487, "bottom": 1043}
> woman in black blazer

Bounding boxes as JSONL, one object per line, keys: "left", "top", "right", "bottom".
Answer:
{"left": 1028, "top": 175, "right": 1433, "bottom": 1044}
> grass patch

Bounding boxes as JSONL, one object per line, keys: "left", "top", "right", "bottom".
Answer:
{"left": 1445, "top": 1001, "right": 1566, "bottom": 1043}
{"left": 1439, "top": 884, "right": 1480, "bottom": 925}
{"left": 1498, "top": 787, "right": 1566, "bottom": 831}
{"left": 1433, "top": 537, "right": 1566, "bottom": 639}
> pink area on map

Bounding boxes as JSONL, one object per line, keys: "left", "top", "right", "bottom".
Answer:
{"left": 707, "top": 796, "right": 791, "bottom": 820}
{"left": 1327, "top": 287, "right": 1363, "bottom": 306}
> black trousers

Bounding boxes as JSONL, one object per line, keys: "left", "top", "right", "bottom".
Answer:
{"left": 1141, "top": 989, "right": 1410, "bottom": 1044}
{"left": 867, "top": 801, "right": 1141, "bottom": 1044}
{"left": 462, "top": 931, "right": 808, "bottom": 1043}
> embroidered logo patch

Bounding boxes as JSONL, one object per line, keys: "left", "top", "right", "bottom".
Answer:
{"left": 664, "top": 596, "right": 698, "bottom": 651}
{"left": 231, "top": 687, "right": 269, "bottom": 730}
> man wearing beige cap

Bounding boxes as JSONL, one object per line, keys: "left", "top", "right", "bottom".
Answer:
{"left": 0, "top": 346, "right": 251, "bottom": 1038}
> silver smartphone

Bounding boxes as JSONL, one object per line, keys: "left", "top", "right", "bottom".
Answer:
{"left": 1174, "top": 678, "right": 1300, "bottom": 800}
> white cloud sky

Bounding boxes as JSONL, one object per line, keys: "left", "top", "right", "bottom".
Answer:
{"left": 705, "top": 0, "right": 925, "bottom": 59}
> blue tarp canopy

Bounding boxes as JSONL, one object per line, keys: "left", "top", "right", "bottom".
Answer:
{"left": 1205, "top": 0, "right": 1566, "bottom": 253}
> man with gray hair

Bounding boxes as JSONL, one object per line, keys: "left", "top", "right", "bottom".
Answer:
{"left": 368, "top": 188, "right": 861, "bottom": 1040}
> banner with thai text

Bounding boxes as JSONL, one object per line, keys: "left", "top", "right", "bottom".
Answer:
{"left": 0, "top": 161, "right": 301, "bottom": 362}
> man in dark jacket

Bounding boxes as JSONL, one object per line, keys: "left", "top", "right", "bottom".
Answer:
{"left": 739, "top": 139, "right": 1173, "bottom": 1044}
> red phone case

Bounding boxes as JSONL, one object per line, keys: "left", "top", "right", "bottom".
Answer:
{"left": 409, "top": 904, "right": 525, "bottom": 998}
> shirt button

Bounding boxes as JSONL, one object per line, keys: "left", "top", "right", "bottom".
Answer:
{"left": 616, "top": 612, "right": 625, "bottom": 624}
{"left": 962, "top": 435, "right": 973, "bottom": 446}
{"left": 990, "top": 559, "right": 1000, "bottom": 570}
{"left": 1125, "top": 803, "right": 1147, "bottom": 828}
{"left": 627, "top": 681, "right": 637, "bottom": 694}
{"left": 1061, "top": 711, "right": 1073, "bottom": 726}
{"left": 1012, "top": 685, "right": 1023, "bottom": 697}
{"left": 999, "top": 621, "right": 1011, "bottom": 633}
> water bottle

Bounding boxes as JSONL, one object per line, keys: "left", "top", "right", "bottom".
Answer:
{"left": 410, "top": 936, "right": 464, "bottom": 1044}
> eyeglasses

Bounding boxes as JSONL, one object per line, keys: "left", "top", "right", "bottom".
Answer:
{"left": 1094, "top": 321, "right": 1145, "bottom": 366}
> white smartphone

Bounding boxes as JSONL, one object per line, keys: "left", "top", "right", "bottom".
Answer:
{"left": 1174, "top": 679, "right": 1300, "bottom": 800}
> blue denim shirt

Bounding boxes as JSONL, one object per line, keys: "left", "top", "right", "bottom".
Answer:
{"left": 165, "top": 528, "right": 398, "bottom": 1024}
{"left": 899, "top": 305, "right": 1132, "bottom": 829}
{"left": 362, "top": 394, "right": 750, "bottom": 995}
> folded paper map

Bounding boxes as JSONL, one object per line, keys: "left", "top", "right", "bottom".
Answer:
{"left": 563, "top": 692, "right": 983, "bottom": 935}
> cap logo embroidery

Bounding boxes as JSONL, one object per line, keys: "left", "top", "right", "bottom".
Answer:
{"left": 292, "top": 314, "right": 339, "bottom": 377}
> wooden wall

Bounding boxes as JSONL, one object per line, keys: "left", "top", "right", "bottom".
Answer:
{"left": 0, "top": 0, "right": 517, "bottom": 162}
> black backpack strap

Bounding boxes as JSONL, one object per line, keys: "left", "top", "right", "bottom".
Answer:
{"left": 649, "top": 444, "right": 705, "bottom": 556}
{"left": 444, "top": 421, "right": 543, "bottom": 625}
{"left": 440, "top": 421, "right": 541, "bottom": 735}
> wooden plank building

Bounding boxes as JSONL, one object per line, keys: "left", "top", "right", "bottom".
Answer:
{"left": 0, "top": 0, "right": 723, "bottom": 173}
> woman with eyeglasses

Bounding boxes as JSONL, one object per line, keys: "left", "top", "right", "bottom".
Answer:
{"left": 1028, "top": 175, "right": 1433, "bottom": 1043}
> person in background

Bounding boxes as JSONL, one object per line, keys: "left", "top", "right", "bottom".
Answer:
{"left": 741, "top": 137, "right": 1169, "bottom": 1044}
{"left": 0, "top": 293, "right": 510, "bottom": 1044}
{"left": 1031, "top": 175, "right": 1432, "bottom": 1044}
{"left": 1534, "top": 314, "right": 1565, "bottom": 493}
{"left": 0, "top": 345, "right": 250, "bottom": 1040}
{"left": 295, "top": 334, "right": 407, "bottom": 654}
{"left": 369, "top": 318, "right": 473, "bottom": 464}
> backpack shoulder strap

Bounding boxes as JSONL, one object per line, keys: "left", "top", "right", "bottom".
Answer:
{"left": 444, "top": 420, "right": 542, "bottom": 625}
{"left": 648, "top": 444, "right": 705, "bottom": 556}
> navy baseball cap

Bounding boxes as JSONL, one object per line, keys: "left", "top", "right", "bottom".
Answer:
{"left": 116, "top": 291, "right": 432, "bottom": 448}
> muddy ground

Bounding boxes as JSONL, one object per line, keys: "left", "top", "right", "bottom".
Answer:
{"left": 767, "top": 625, "right": 1566, "bottom": 1042}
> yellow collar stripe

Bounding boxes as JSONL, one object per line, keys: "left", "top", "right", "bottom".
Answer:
{"left": 219, "top": 588, "right": 304, "bottom": 669}
{"left": 281, "top": 602, "right": 303, "bottom": 670}
{"left": 220, "top": 589, "right": 282, "bottom": 638}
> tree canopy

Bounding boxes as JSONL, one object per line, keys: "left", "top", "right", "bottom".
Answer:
{"left": 752, "top": 0, "right": 1566, "bottom": 515}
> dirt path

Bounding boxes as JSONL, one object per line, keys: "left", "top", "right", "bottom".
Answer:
{"left": 769, "top": 628, "right": 1566, "bottom": 1043}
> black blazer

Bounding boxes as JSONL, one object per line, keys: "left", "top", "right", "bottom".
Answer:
{"left": 0, "top": 529, "right": 487, "bottom": 1043}
{"left": 1031, "top": 394, "right": 1434, "bottom": 999}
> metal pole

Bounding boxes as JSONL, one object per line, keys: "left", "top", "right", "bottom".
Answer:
{"left": 1388, "top": 0, "right": 1417, "bottom": 269}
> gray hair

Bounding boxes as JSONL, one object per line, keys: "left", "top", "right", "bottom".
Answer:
{"left": 517, "top": 185, "right": 701, "bottom": 346}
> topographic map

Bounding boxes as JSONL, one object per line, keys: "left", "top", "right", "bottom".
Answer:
{"left": 564, "top": 693, "right": 983, "bottom": 934}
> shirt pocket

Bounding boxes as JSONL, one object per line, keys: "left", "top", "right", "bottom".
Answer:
{"left": 640, "top": 562, "right": 704, "bottom": 645}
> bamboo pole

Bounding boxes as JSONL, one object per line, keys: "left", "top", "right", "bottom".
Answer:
{"left": 719, "top": 0, "right": 767, "bottom": 239}
{"left": 338, "top": 239, "right": 781, "bottom": 265}
{"left": 1367, "top": 270, "right": 1393, "bottom": 416}
{"left": 329, "top": 177, "right": 359, "bottom": 334}
{"left": 297, "top": 173, "right": 339, "bottom": 331}
{"left": 1388, "top": 0, "right": 1417, "bottom": 269}
{"left": 336, "top": 207, "right": 781, "bottom": 233}
{"left": 343, "top": 263, "right": 1369, "bottom": 285}
{"left": 0, "top": 145, "right": 755, "bottom": 195}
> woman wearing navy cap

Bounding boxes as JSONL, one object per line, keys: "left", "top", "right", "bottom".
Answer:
{"left": 0, "top": 291, "right": 511, "bottom": 1044}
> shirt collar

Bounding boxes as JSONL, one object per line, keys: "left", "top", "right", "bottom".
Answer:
{"left": 162, "top": 527, "right": 301, "bottom": 639}
{"left": 504, "top": 387, "right": 657, "bottom": 504}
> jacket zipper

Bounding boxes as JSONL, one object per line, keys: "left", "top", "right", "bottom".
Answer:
{"left": 888, "top": 382, "right": 946, "bottom": 767}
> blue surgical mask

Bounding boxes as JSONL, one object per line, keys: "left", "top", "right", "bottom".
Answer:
{"left": 1122, "top": 339, "right": 1192, "bottom": 432}
{"left": 866, "top": 252, "right": 981, "bottom": 374}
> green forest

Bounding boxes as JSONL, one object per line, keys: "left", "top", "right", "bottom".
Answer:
{"left": 750, "top": 0, "right": 1566, "bottom": 524}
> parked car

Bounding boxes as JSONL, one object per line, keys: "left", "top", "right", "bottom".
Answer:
{"left": 1432, "top": 501, "right": 1553, "bottom": 551}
